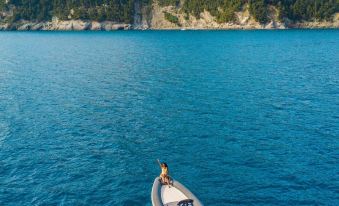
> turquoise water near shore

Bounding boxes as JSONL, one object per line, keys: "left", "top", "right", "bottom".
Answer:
{"left": 0, "top": 30, "right": 338, "bottom": 205}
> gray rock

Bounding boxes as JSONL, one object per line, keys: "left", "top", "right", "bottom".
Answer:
{"left": 31, "top": 23, "right": 44, "bottom": 30}
{"left": 0, "top": 23, "right": 9, "bottom": 30}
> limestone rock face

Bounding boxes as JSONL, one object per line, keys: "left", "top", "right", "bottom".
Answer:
{"left": 71, "top": 20, "right": 91, "bottom": 30}
{"left": 264, "top": 21, "right": 286, "bottom": 29}
{"left": 55, "top": 21, "right": 73, "bottom": 30}
{"left": 17, "top": 23, "right": 32, "bottom": 30}
{"left": 102, "top": 22, "right": 113, "bottom": 31}
{"left": 91, "top": 22, "right": 102, "bottom": 30}
{"left": 111, "top": 23, "right": 131, "bottom": 30}
{"left": 31, "top": 23, "right": 44, "bottom": 30}
{"left": 0, "top": 23, "right": 9, "bottom": 30}
{"left": 133, "top": 0, "right": 150, "bottom": 29}
{"left": 0, "top": 20, "right": 132, "bottom": 31}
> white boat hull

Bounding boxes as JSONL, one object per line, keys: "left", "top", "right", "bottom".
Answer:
{"left": 151, "top": 177, "right": 203, "bottom": 206}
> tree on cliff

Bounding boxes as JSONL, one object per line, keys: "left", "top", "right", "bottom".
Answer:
{"left": 249, "top": 0, "right": 269, "bottom": 24}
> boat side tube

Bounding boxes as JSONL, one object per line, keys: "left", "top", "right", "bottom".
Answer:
{"left": 152, "top": 178, "right": 163, "bottom": 206}
{"left": 172, "top": 179, "right": 203, "bottom": 206}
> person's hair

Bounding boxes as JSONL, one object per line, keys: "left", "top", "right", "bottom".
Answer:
{"left": 161, "top": 163, "right": 168, "bottom": 168}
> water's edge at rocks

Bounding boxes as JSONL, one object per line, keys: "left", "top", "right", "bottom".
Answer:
{"left": 1, "top": 19, "right": 338, "bottom": 31}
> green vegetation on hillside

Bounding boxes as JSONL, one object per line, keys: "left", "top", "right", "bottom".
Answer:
{"left": 158, "top": 0, "right": 180, "bottom": 7}
{"left": 181, "top": 0, "right": 338, "bottom": 23}
{"left": 2, "top": 0, "right": 141, "bottom": 23}
{"left": 0, "top": 0, "right": 338, "bottom": 24}
{"left": 163, "top": 11, "right": 180, "bottom": 25}
{"left": 277, "top": 0, "right": 338, "bottom": 21}
{"left": 182, "top": 0, "right": 244, "bottom": 22}
{"left": 249, "top": 0, "right": 268, "bottom": 24}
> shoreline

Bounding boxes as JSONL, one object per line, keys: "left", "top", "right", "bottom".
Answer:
{"left": 0, "top": 20, "right": 338, "bottom": 31}
{"left": 1, "top": 28, "right": 338, "bottom": 31}
{"left": 1, "top": 26, "right": 338, "bottom": 31}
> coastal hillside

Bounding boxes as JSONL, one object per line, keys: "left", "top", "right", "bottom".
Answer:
{"left": 0, "top": 0, "right": 338, "bottom": 30}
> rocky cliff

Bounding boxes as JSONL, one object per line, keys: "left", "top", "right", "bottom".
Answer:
{"left": 0, "top": 1, "right": 338, "bottom": 31}
{"left": 0, "top": 19, "right": 131, "bottom": 31}
{"left": 146, "top": 1, "right": 338, "bottom": 30}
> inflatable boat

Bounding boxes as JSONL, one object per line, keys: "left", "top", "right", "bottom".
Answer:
{"left": 151, "top": 177, "right": 203, "bottom": 206}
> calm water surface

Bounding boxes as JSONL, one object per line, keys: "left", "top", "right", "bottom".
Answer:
{"left": 0, "top": 30, "right": 338, "bottom": 205}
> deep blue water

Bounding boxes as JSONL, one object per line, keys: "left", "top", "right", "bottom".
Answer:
{"left": 0, "top": 30, "right": 338, "bottom": 206}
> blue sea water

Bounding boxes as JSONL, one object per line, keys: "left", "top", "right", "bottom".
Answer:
{"left": 0, "top": 30, "right": 338, "bottom": 206}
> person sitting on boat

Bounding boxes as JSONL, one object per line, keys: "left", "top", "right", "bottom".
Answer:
{"left": 157, "top": 159, "right": 171, "bottom": 185}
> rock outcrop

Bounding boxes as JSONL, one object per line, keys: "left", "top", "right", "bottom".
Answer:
{"left": 1, "top": 20, "right": 132, "bottom": 31}
{"left": 148, "top": 2, "right": 287, "bottom": 30}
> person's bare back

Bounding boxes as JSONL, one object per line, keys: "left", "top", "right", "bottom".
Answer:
{"left": 157, "top": 160, "right": 171, "bottom": 185}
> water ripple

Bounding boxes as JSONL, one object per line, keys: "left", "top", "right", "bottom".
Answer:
{"left": 0, "top": 30, "right": 338, "bottom": 205}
